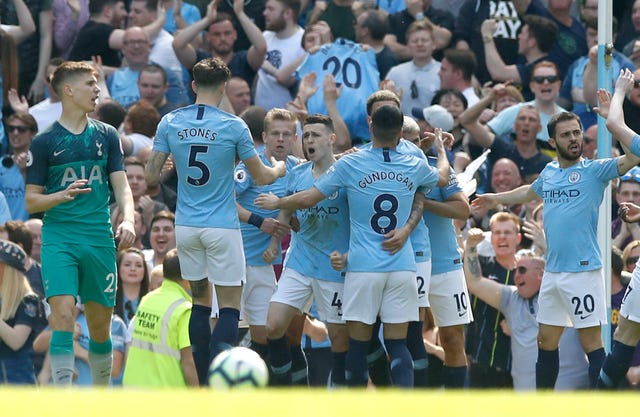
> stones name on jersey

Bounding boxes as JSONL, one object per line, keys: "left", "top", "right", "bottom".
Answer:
{"left": 176, "top": 127, "right": 218, "bottom": 141}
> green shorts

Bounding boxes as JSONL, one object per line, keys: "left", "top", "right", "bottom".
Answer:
{"left": 41, "top": 242, "right": 117, "bottom": 307}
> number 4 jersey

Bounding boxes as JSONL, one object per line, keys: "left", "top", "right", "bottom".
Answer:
{"left": 314, "top": 147, "right": 439, "bottom": 272}
{"left": 153, "top": 104, "right": 258, "bottom": 229}
{"left": 296, "top": 39, "right": 379, "bottom": 143}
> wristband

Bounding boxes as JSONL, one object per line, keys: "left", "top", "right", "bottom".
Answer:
{"left": 248, "top": 213, "right": 265, "bottom": 229}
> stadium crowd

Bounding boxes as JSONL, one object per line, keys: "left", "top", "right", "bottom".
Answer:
{"left": 2, "top": 0, "right": 640, "bottom": 390}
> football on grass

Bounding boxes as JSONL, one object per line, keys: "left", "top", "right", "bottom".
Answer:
{"left": 208, "top": 347, "right": 269, "bottom": 389}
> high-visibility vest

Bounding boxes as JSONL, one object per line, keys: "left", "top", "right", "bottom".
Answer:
{"left": 123, "top": 280, "right": 192, "bottom": 388}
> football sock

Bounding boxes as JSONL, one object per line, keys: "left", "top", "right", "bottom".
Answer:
{"left": 250, "top": 341, "right": 269, "bottom": 362}
{"left": 443, "top": 365, "right": 467, "bottom": 389}
{"left": 331, "top": 351, "right": 347, "bottom": 387}
{"left": 210, "top": 307, "right": 239, "bottom": 362}
{"left": 50, "top": 331, "right": 75, "bottom": 386}
{"left": 536, "top": 347, "right": 559, "bottom": 389}
{"left": 367, "top": 319, "right": 392, "bottom": 386}
{"left": 189, "top": 304, "right": 212, "bottom": 385}
{"left": 597, "top": 341, "right": 635, "bottom": 389}
{"left": 266, "top": 336, "right": 291, "bottom": 386}
{"left": 346, "top": 338, "right": 370, "bottom": 387}
{"left": 587, "top": 347, "right": 606, "bottom": 388}
{"left": 384, "top": 338, "right": 414, "bottom": 388}
{"left": 427, "top": 353, "right": 444, "bottom": 387}
{"left": 290, "top": 344, "right": 308, "bottom": 386}
{"left": 88, "top": 338, "right": 113, "bottom": 386}
{"left": 406, "top": 321, "right": 428, "bottom": 387}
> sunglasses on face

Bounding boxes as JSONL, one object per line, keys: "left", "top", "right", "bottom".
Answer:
{"left": 532, "top": 75, "right": 560, "bottom": 84}
{"left": 634, "top": 80, "right": 640, "bottom": 89}
{"left": 6, "top": 125, "right": 29, "bottom": 134}
{"left": 410, "top": 80, "right": 418, "bottom": 99}
{"left": 516, "top": 266, "right": 528, "bottom": 274}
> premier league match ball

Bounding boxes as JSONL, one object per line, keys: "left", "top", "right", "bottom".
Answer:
{"left": 208, "top": 347, "right": 269, "bottom": 389}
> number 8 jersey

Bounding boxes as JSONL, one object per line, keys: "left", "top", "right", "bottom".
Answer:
{"left": 153, "top": 104, "right": 258, "bottom": 228}
{"left": 314, "top": 147, "right": 439, "bottom": 272}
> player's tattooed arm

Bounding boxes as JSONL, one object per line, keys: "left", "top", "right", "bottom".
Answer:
{"left": 144, "top": 151, "right": 169, "bottom": 188}
{"left": 382, "top": 193, "right": 425, "bottom": 255}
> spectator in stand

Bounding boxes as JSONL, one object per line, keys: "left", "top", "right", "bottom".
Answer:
{"left": 111, "top": 156, "right": 169, "bottom": 236}
{"left": 481, "top": 14, "right": 558, "bottom": 100}
{"left": 613, "top": 167, "right": 640, "bottom": 253}
{"left": 384, "top": 0, "right": 454, "bottom": 61}
{"left": 306, "top": 0, "right": 356, "bottom": 41}
{"left": 354, "top": 8, "right": 399, "bottom": 81}
{"left": 69, "top": 0, "right": 150, "bottom": 68}
{"left": 0, "top": 112, "right": 37, "bottom": 221}
{"left": 92, "top": 99, "right": 127, "bottom": 128}
{"left": 0, "top": 240, "right": 44, "bottom": 384}
{"left": 106, "top": 26, "right": 188, "bottom": 109}
{"left": 386, "top": 20, "right": 441, "bottom": 116}
{"left": 128, "top": 0, "right": 185, "bottom": 82}
{"left": 454, "top": 0, "right": 522, "bottom": 84}
{"left": 51, "top": 0, "right": 89, "bottom": 59}
{"left": 142, "top": 210, "right": 176, "bottom": 270}
{"left": 114, "top": 247, "right": 150, "bottom": 327}
{"left": 513, "top": 0, "right": 588, "bottom": 78}
{"left": 172, "top": 0, "right": 266, "bottom": 84}
{"left": 559, "top": 16, "right": 634, "bottom": 125}
{"left": 438, "top": 48, "right": 479, "bottom": 106}
{"left": 136, "top": 64, "right": 184, "bottom": 117}
{"left": 160, "top": 0, "right": 201, "bottom": 34}
{"left": 460, "top": 84, "right": 552, "bottom": 182}
{"left": 485, "top": 60, "right": 567, "bottom": 153}
{"left": 120, "top": 100, "right": 161, "bottom": 157}
{"left": 225, "top": 77, "right": 251, "bottom": 116}
{"left": 255, "top": 0, "right": 305, "bottom": 110}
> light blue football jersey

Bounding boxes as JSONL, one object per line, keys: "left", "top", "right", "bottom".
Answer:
{"left": 531, "top": 158, "right": 619, "bottom": 272}
{"left": 361, "top": 139, "right": 431, "bottom": 262}
{"left": 422, "top": 157, "right": 464, "bottom": 275}
{"left": 235, "top": 148, "right": 300, "bottom": 266}
{"left": 153, "top": 104, "right": 257, "bottom": 228}
{"left": 284, "top": 162, "right": 350, "bottom": 282}
{"left": 296, "top": 39, "right": 379, "bottom": 142}
{"left": 314, "top": 147, "right": 439, "bottom": 272}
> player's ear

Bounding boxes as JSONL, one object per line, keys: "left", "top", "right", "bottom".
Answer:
{"left": 548, "top": 137, "right": 557, "bottom": 150}
{"left": 191, "top": 80, "right": 197, "bottom": 95}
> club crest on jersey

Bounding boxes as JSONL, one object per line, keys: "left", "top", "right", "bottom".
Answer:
{"left": 327, "top": 191, "right": 339, "bottom": 200}
{"left": 235, "top": 169, "right": 247, "bottom": 183}
{"left": 568, "top": 171, "right": 580, "bottom": 184}
{"left": 96, "top": 141, "right": 103, "bottom": 157}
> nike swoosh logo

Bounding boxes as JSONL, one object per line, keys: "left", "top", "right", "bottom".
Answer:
{"left": 53, "top": 150, "right": 65, "bottom": 157}
{"left": 580, "top": 314, "right": 593, "bottom": 320}
{"left": 458, "top": 311, "right": 466, "bottom": 317}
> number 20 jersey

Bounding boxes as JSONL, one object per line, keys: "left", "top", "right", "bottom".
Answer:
{"left": 297, "top": 39, "right": 379, "bottom": 141}
{"left": 153, "top": 104, "right": 258, "bottom": 228}
{"left": 314, "top": 147, "right": 439, "bottom": 272}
